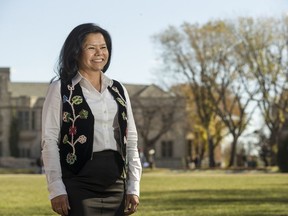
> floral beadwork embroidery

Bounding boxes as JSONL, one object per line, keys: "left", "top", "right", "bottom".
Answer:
{"left": 110, "top": 85, "right": 128, "bottom": 144}
{"left": 116, "top": 97, "right": 126, "bottom": 107}
{"left": 63, "top": 112, "right": 71, "bottom": 122}
{"left": 112, "top": 86, "right": 127, "bottom": 107}
{"left": 62, "top": 84, "right": 88, "bottom": 165}
{"left": 121, "top": 111, "right": 127, "bottom": 121}
{"left": 66, "top": 153, "right": 77, "bottom": 165}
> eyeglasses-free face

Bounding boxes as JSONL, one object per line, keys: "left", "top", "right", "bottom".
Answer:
{"left": 78, "top": 33, "right": 109, "bottom": 73}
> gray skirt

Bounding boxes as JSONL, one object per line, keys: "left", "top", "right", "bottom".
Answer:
{"left": 62, "top": 150, "right": 125, "bottom": 216}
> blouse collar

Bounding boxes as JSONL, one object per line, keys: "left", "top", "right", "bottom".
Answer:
{"left": 72, "top": 71, "right": 113, "bottom": 92}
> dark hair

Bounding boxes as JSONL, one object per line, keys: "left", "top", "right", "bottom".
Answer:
{"left": 57, "top": 23, "right": 112, "bottom": 82}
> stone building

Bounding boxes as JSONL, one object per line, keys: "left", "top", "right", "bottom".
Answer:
{"left": 0, "top": 68, "right": 12, "bottom": 157}
{"left": 126, "top": 83, "right": 188, "bottom": 168}
{"left": 0, "top": 68, "right": 48, "bottom": 160}
{"left": 0, "top": 67, "right": 191, "bottom": 169}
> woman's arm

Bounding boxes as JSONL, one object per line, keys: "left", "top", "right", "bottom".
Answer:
{"left": 41, "top": 80, "right": 67, "bottom": 199}
{"left": 123, "top": 86, "right": 142, "bottom": 197}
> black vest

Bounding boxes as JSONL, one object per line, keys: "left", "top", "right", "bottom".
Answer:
{"left": 60, "top": 80, "right": 127, "bottom": 174}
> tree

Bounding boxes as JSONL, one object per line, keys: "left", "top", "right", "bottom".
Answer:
{"left": 154, "top": 16, "right": 288, "bottom": 169}
{"left": 172, "top": 83, "right": 226, "bottom": 168}
{"left": 154, "top": 21, "right": 253, "bottom": 167}
{"left": 233, "top": 17, "right": 288, "bottom": 167}
{"left": 277, "top": 135, "right": 288, "bottom": 173}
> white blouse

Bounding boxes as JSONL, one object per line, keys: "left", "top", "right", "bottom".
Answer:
{"left": 41, "top": 72, "right": 142, "bottom": 199}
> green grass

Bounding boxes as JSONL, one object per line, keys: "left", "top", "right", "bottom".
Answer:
{"left": 0, "top": 171, "right": 287, "bottom": 216}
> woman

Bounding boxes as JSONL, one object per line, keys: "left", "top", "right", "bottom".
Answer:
{"left": 41, "top": 23, "right": 142, "bottom": 216}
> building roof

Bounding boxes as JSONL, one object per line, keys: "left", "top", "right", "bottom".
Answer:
{"left": 8, "top": 82, "right": 49, "bottom": 98}
{"left": 123, "top": 84, "right": 148, "bottom": 97}
{"left": 125, "top": 84, "right": 172, "bottom": 98}
{"left": 8, "top": 82, "right": 171, "bottom": 99}
{"left": 0, "top": 67, "right": 10, "bottom": 73}
{"left": 2, "top": 66, "right": 170, "bottom": 99}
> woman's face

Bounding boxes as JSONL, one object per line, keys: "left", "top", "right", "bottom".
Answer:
{"left": 78, "top": 33, "right": 109, "bottom": 73}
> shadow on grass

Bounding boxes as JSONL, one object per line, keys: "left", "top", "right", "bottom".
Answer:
{"left": 142, "top": 188, "right": 288, "bottom": 204}
{"left": 139, "top": 189, "right": 288, "bottom": 216}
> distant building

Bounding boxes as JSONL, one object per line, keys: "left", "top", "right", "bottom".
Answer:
{"left": 0, "top": 68, "right": 47, "bottom": 159}
{"left": 126, "top": 83, "right": 188, "bottom": 168}
{"left": 0, "top": 67, "right": 193, "bottom": 169}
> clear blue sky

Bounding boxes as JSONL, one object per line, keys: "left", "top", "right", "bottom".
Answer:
{"left": 0, "top": 0, "right": 287, "bottom": 84}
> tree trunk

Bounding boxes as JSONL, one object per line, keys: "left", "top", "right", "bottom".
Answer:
{"left": 228, "top": 140, "right": 237, "bottom": 167}
{"left": 208, "top": 137, "right": 215, "bottom": 167}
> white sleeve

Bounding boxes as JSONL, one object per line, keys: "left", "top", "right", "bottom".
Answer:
{"left": 123, "top": 85, "right": 142, "bottom": 197}
{"left": 41, "top": 80, "right": 67, "bottom": 200}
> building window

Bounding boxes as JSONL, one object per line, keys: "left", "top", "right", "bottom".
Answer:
{"left": 18, "top": 111, "right": 30, "bottom": 130}
{"left": 31, "top": 111, "right": 36, "bottom": 130}
{"left": 161, "top": 140, "right": 173, "bottom": 158}
{"left": 20, "top": 148, "right": 30, "bottom": 157}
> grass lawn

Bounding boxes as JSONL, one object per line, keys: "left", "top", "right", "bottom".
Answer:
{"left": 0, "top": 170, "right": 287, "bottom": 216}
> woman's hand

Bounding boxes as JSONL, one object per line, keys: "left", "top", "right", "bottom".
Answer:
{"left": 125, "top": 194, "right": 139, "bottom": 215}
{"left": 51, "top": 194, "right": 70, "bottom": 216}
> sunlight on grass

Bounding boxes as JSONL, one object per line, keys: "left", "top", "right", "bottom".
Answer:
{"left": 0, "top": 172, "right": 287, "bottom": 216}
{"left": 0, "top": 175, "right": 54, "bottom": 215}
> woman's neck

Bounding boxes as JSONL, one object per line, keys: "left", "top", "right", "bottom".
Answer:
{"left": 79, "top": 70, "right": 102, "bottom": 92}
